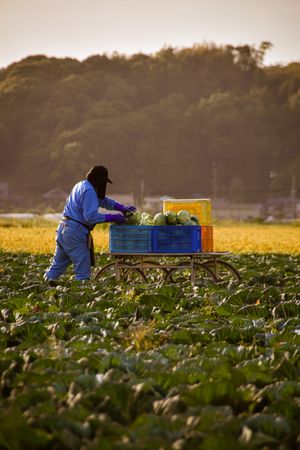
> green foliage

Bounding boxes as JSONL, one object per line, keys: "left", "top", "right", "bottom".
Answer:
{"left": 0, "top": 251, "right": 300, "bottom": 448}
{"left": 0, "top": 44, "right": 299, "bottom": 202}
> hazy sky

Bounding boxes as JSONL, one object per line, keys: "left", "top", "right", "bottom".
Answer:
{"left": 1, "top": 0, "right": 300, "bottom": 69}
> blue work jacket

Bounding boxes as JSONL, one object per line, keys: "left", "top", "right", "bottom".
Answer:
{"left": 63, "top": 179, "right": 116, "bottom": 228}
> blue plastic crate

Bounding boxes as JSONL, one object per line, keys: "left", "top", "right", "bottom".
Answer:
{"left": 109, "top": 225, "right": 153, "bottom": 253}
{"left": 152, "top": 226, "right": 201, "bottom": 253}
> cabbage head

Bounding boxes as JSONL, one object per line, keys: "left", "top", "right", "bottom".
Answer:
{"left": 140, "top": 212, "right": 154, "bottom": 226}
{"left": 191, "top": 214, "right": 200, "bottom": 225}
{"left": 154, "top": 212, "right": 167, "bottom": 226}
{"left": 164, "top": 211, "right": 177, "bottom": 225}
{"left": 126, "top": 211, "right": 141, "bottom": 225}
{"left": 177, "top": 210, "right": 191, "bottom": 224}
{"left": 183, "top": 220, "right": 196, "bottom": 226}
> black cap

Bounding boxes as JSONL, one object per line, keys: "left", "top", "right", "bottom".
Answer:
{"left": 86, "top": 165, "right": 113, "bottom": 185}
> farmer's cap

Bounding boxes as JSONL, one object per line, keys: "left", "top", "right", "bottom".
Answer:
{"left": 86, "top": 165, "right": 113, "bottom": 185}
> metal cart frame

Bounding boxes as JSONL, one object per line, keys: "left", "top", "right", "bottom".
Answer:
{"left": 94, "top": 252, "right": 241, "bottom": 285}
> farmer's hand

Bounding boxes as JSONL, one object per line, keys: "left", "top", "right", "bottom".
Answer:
{"left": 104, "top": 213, "right": 125, "bottom": 224}
{"left": 114, "top": 202, "right": 136, "bottom": 214}
{"left": 124, "top": 205, "right": 136, "bottom": 213}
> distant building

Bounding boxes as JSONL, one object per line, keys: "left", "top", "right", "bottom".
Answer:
{"left": 212, "top": 199, "right": 263, "bottom": 221}
{"left": 265, "top": 197, "right": 299, "bottom": 219}
{"left": 43, "top": 188, "right": 68, "bottom": 201}
{"left": 43, "top": 188, "right": 68, "bottom": 209}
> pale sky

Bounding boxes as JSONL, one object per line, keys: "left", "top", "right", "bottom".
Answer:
{"left": 1, "top": 0, "right": 300, "bottom": 69}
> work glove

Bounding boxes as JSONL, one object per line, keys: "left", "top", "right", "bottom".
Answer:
{"left": 114, "top": 201, "right": 136, "bottom": 215}
{"left": 104, "top": 213, "right": 125, "bottom": 224}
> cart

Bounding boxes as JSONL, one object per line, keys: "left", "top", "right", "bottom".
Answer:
{"left": 94, "top": 252, "right": 242, "bottom": 286}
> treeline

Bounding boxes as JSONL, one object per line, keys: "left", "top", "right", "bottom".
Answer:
{"left": 0, "top": 43, "right": 299, "bottom": 203}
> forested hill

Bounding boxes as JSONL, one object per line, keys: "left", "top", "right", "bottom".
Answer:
{"left": 0, "top": 43, "right": 299, "bottom": 202}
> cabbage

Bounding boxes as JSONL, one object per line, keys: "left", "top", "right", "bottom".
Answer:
{"left": 245, "top": 414, "right": 291, "bottom": 439}
{"left": 191, "top": 214, "right": 200, "bottom": 225}
{"left": 164, "top": 211, "right": 177, "bottom": 225}
{"left": 183, "top": 220, "right": 196, "bottom": 226}
{"left": 125, "top": 211, "right": 141, "bottom": 225}
{"left": 177, "top": 210, "right": 191, "bottom": 224}
{"left": 154, "top": 212, "right": 166, "bottom": 226}
{"left": 140, "top": 212, "right": 154, "bottom": 226}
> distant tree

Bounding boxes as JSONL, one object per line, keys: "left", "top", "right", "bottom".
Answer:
{"left": 0, "top": 45, "right": 299, "bottom": 203}
{"left": 228, "top": 41, "right": 273, "bottom": 71}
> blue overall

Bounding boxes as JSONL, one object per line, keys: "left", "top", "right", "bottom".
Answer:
{"left": 44, "top": 180, "right": 116, "bottom": 280}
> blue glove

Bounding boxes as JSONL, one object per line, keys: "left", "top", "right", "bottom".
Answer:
{"left": 104, "top": 214, "right": 125, "bottom": 224}
{"left": 114, "top": 201, "right": 136, "bottom": 214}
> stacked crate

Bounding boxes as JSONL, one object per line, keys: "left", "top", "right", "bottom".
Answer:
{"left": 152, "top": 226, "right": 200, "bottom": 253}
{"left": 163, "top": 198, "right": 214, "bottom": 252}
{"left": 110, "top": 226, "right": 152, "bottom": 253}
{"left": 201, "top": 224, "right": 214, "bottom": 253}
{"left": 110, "top": 225, "right": 201, "bottom": 253}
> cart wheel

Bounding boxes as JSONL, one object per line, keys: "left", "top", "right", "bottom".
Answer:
{"left": 123, "top": 265, "right": 148, "bottom": 283}
{"left": 165, "top": 262, "right": 217, "bottom": 286}
{"left": 130, "top": 260, "right": 170, "bottom": 284}
{"left": 94, "top": 262, "right": 120, "bottom": 284}
{"left": 202, "top": 259, "right": 242, "bottom": 286}
{"left": 94, "top": 262, "right": 147, "bottom": 284}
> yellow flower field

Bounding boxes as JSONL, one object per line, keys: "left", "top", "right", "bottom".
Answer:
{"left": 0, "top": 221, "right": 299, "bottom": 254}
{"left": 0, "top": 225, "right": 109, "bottom": 254}
{"left": 214, "top": 224, "right": 300, "bottom": 254}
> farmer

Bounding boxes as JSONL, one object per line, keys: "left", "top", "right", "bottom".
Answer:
{"left": 44, "top": 165, "right": 136, "bottom": 282}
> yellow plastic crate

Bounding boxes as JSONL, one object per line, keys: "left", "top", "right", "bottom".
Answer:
{"left": 163, "top": 199, "right": 212, "bottom": 225}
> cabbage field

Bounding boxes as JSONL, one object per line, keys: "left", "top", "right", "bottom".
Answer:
{"left": 0, "top": 249, "right": 300, "bottom": 449}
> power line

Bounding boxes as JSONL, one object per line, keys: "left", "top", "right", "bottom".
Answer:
{"left": 178, "top": 187, "right": 298, "bottom": 195}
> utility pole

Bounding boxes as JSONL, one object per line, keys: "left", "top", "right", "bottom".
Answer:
{"left": 140, "top": 178, "right": 144, "bottom": 210}
{"left": 290, "top": 173, "right": 297, "bottom": 219}
{"left": 212, "top": 162, "right": 218, "bottom": 201}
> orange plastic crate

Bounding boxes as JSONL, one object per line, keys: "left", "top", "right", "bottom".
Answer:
{"left": 201, "top": 225, "right": 214, "bottom": 252}
{"left": 163, "top": 199, "right": 212, "bottom": 225}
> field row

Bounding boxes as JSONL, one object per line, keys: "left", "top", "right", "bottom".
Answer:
{"left": 0, "top": 223, "right": 299, "bottom": 254}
